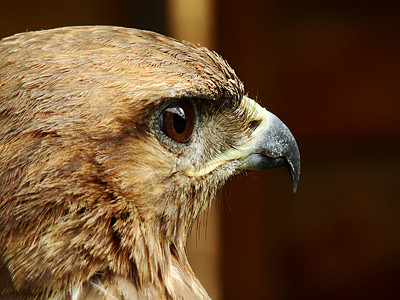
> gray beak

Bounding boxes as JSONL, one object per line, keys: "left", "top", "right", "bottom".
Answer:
{"left": 242, "top": 110, "right": 300, "bottom": 192}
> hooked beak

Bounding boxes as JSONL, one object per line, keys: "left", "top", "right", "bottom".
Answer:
{"left": 240, "top": 109, "right": 300, "bottom": 192}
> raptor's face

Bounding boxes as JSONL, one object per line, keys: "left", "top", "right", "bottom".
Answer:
{"left": 113, "top": 91, "right": 301, "bottom": 234}
{"left": 0, "top": 26, "right": 300, "bottom": 299}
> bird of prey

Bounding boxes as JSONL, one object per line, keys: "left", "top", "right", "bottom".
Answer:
{"left": 0, "top": 26, "right": 300, "bottom": 299}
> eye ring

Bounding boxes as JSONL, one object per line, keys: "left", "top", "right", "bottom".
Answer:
{"left": 158, "top": 101, "right": 195, "bottom": 143}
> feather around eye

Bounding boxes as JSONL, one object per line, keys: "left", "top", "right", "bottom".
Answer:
{"left": 159, "top": 101, "right": 194, "bottom": 143}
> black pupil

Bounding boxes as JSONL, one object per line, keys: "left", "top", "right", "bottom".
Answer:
{"left": 171, "top": 107, "right": 186, "bottom": 134}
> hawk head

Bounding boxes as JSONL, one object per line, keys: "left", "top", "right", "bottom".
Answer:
{"left": 0, "top": 26, "right": 300, "bottom": 299}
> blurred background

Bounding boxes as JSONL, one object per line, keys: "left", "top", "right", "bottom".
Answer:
{"left": 1, "top": 0, "right": 399, "bottom": 299}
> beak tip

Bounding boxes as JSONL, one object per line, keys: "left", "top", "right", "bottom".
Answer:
{"left": 288, "top": 150, "right": 300, "bottom": 194}
{"left": 292, "top": 177, "right": 299, "bottom": 193}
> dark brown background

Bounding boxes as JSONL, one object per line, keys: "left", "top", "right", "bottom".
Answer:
{"left": 1, "top": 1, "right": 399, "bottom": 299}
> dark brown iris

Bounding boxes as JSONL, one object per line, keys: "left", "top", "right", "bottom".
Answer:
{"left": 159, "top": 101, "right": 194, "bottom": 143}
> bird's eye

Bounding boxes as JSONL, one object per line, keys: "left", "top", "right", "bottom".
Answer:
{"left": 159, "top": 101, "right": 195, "bottom": 143}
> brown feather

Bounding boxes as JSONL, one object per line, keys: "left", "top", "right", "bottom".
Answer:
{"left": 0, "top": 26, "right": 250, "bottom": 299}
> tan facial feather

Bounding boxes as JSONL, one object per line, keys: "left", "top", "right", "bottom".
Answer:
{"left": 0, "top": 26, "right": 248, "bottom": 299}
